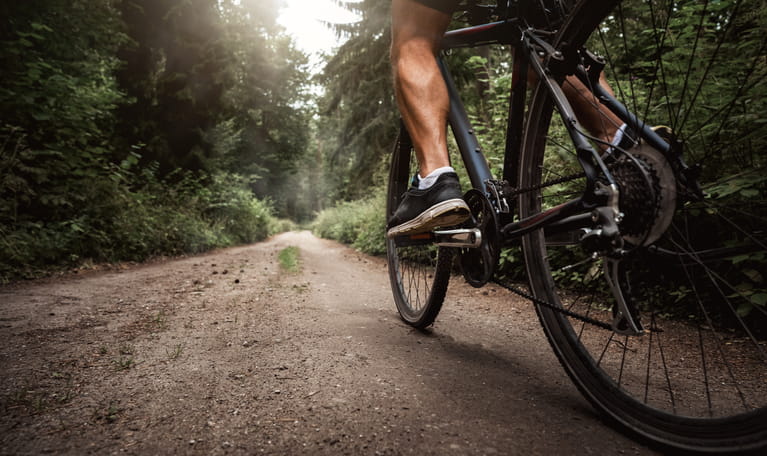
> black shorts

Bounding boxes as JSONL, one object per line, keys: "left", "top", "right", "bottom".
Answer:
{"left": 413, "top": 0, "right": 462, "bottom": 14}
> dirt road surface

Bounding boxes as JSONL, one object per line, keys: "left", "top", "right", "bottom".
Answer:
{"left": 1, "top": 231, "right": 659, "bottom": 455}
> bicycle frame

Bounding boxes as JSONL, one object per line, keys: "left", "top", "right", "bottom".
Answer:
{"left": 439, "top": 19, "right": 628, "bottom": 241}
{"left": 431, "top": 16, "right": 652, "bottom": 335}
{"left": 437, "top": 17, "right": 684, "bottom": 245}
{"left": 397, "top": 11, "right": 703, "bottom": 335}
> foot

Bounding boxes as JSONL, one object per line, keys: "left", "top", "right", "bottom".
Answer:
{"left": 386, "top": 172, "right": 470, "bottom": 238}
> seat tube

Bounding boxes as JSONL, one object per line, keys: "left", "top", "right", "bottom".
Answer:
{"left": 503, "top": 49, "right": 527, "bottom": 189}
{"left": 438, "top": 56, "right": 493, "bottom": 193}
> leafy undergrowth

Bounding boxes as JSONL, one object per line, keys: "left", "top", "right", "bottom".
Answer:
{"left": 0, "top": 169, "right": 291, "bottom": 283}
{"left": 311, "top": 194, "right": 386, "bottom": 256}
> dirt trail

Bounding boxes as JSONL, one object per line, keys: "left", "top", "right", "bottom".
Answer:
{"left": 0, "top": 231, "right": 658, "bottom": 455}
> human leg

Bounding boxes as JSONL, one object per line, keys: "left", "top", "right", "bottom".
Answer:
{"left": 562, "top": 73, "right": 625, "bottom": 147}
{"left": 387, "top": 0, "right": 470, "bottom": 237}
{"left": 387, "top": 0, "right": 624, "bottom": 237}
{"left": 390, "top": 0, "right": 453, "bottom": 178}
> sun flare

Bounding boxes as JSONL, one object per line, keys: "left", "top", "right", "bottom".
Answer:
{"left": 277, "top": 0, "right": 360, "bottom": 60}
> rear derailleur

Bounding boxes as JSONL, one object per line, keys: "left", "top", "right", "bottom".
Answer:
{"left": 580, "top": 187, "right": 644, "bottom": 336}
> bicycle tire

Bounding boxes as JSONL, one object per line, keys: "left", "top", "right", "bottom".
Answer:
{"left": 386, "top": 124, "right": 453, "bottom": 329}
{"left": 518, "top": 0, "right": 767, "bottom": 452}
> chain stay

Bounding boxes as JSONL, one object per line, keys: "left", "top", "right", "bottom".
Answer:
{"left": 491, "top": 169, "right": 617, "bottom": 331}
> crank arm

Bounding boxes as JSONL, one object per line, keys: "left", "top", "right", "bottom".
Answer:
{"left": 604, "top": 257, "right": 644, "bottom": 336}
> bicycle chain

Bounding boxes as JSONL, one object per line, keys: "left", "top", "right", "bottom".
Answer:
{"left": 492, "top": 278, "right": 614, "bottom": 330}
{"left": 508, "top": 170, "right": 587, "bottom": 197}
{"left": 492, "top": 169, "right": 617, "bottom": 331}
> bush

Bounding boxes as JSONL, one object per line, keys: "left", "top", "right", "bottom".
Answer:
{"left": 312, "top": 193, "right": 386, "bottom": 256}
{"left": 270, "top": 218, "right": 298, "bottom": 234}
{"left": 202, "top": 173, "right": 276, "bottom": 245}
{"left": 0, "top": 166, "right": 281, "bottom": 282}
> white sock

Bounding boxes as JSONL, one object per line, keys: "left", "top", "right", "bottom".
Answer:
{"left": 418, "top": 166, "right": 455, "bottom": 190}
{"left": 610, "top": 123, "right": 628, "bottom": 148}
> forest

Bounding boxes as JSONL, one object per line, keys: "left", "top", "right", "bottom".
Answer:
{"left": 1, "top": 0, "right": 765, "bottom": 282}
{"left": 1, "top": 0, "right": 314, "bottom": 280}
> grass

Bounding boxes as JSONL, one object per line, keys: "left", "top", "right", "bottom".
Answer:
{"left": 112, "top": 357, "right": 135, "bottom": 371}
{"left": 166, "top": 343, "right": 185, "bottom": 360}
{"left": 94, "top": 401, "right": 122, "bottom": 423}
{"left": 278, "top": 246, "right": 301, "bottom": 273}
{"left": 153, "top": 310, "right": 167, "bottom": 330}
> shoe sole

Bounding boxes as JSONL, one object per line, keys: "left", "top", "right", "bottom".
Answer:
{"left": 386, "top": 198, "right": 470, "bottom": 239}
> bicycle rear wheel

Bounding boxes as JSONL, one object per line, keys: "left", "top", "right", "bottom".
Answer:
{"left": 518, "top": 0, "right": 767, "bottom": 452}
{"left": 386, "top": 125, "right": 453, "bottom": 328}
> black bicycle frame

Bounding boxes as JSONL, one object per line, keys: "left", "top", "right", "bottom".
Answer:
{"left": 440, "top": 20, "right": 517, "bottom": 193}
{"left": 439, "top": 18, "right": 649, "bottom": 242}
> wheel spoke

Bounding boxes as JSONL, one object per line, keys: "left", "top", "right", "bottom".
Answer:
{"left": 674, "top": 244, "right": 752, "bottom": 411}
{"left": 386, "top": 130, "right": 451, "bottom": 328}
{"left": 518, "top": 0, "right": 767, "bottom": 449}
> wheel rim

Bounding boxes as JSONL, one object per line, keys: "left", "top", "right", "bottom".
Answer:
{"left": 386, "top": 129, "right": 451, "bottom": 327}
{"left": 519, "top": 0, "right": 767, "bottom": 449}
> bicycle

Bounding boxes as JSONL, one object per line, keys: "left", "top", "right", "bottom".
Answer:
{"left": 386, "top": 0, "right": 766, "bottom": 453}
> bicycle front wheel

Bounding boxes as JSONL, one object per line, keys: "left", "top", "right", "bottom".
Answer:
{"left": 518, "top": 0, "right": 767, "bottom": 452}
{"left": 386, "top": 124, "right": 452, "bottom": 328}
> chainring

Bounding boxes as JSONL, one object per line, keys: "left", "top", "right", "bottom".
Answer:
{"left": 460, "top": 189, "right": 501, "bottom": 287}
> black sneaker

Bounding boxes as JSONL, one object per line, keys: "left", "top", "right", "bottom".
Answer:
{"left": 386, "top": 172, "right": 470, "bottom": 238}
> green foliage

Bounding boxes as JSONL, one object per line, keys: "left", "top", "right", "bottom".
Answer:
{"left": 215, "top": 0, "right": 313, "bottom": 219}
{"left": 0, "top": 0, "right": 311, "bottom": 281}
{"left": 317, "top": 0, "right": 397, "bottom": 201}
{"left": 0, "top": 164, "right": 280, "bottom": 281}
{"left": 270, "top": 218, "right": 299, "bottom": 234}
{"left": 278, "top": 246, "right": 301, "bottom": 273}
{"left": 114, "top": 0, "right": 313, "bottom": 220}
{"left": 496, "top": 246, "right": 526, "bottom": 281}
{"left": 312, "top": 193, "right": 387, "bottom": 256}
{"left": 102, "top": 170, "right": 277, "bottom": 260}
{"left": 595, "top": 0, "right": 767, "bottom": 181}
{"left": 0, "top": 0, "right": 126, "bottom": 224}
{"left": 692, "top": 170, "right": 767, "bottom": 319}
{"left": 202, "top": 173, "right": 277, "bottom": 245}
{"left": 115, "top": 0, "right": 234, "bottom": 173}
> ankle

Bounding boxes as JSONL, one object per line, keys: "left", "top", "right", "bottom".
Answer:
{"left": 417, "top": 166, "right": 455, "bottom": 190}
{"left": 610, "top": 123, "right": 628, "bottom": 148}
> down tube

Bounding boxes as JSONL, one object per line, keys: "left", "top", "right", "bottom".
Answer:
{"left": 438, "top": 56, "right": 493, "bottom": 192}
